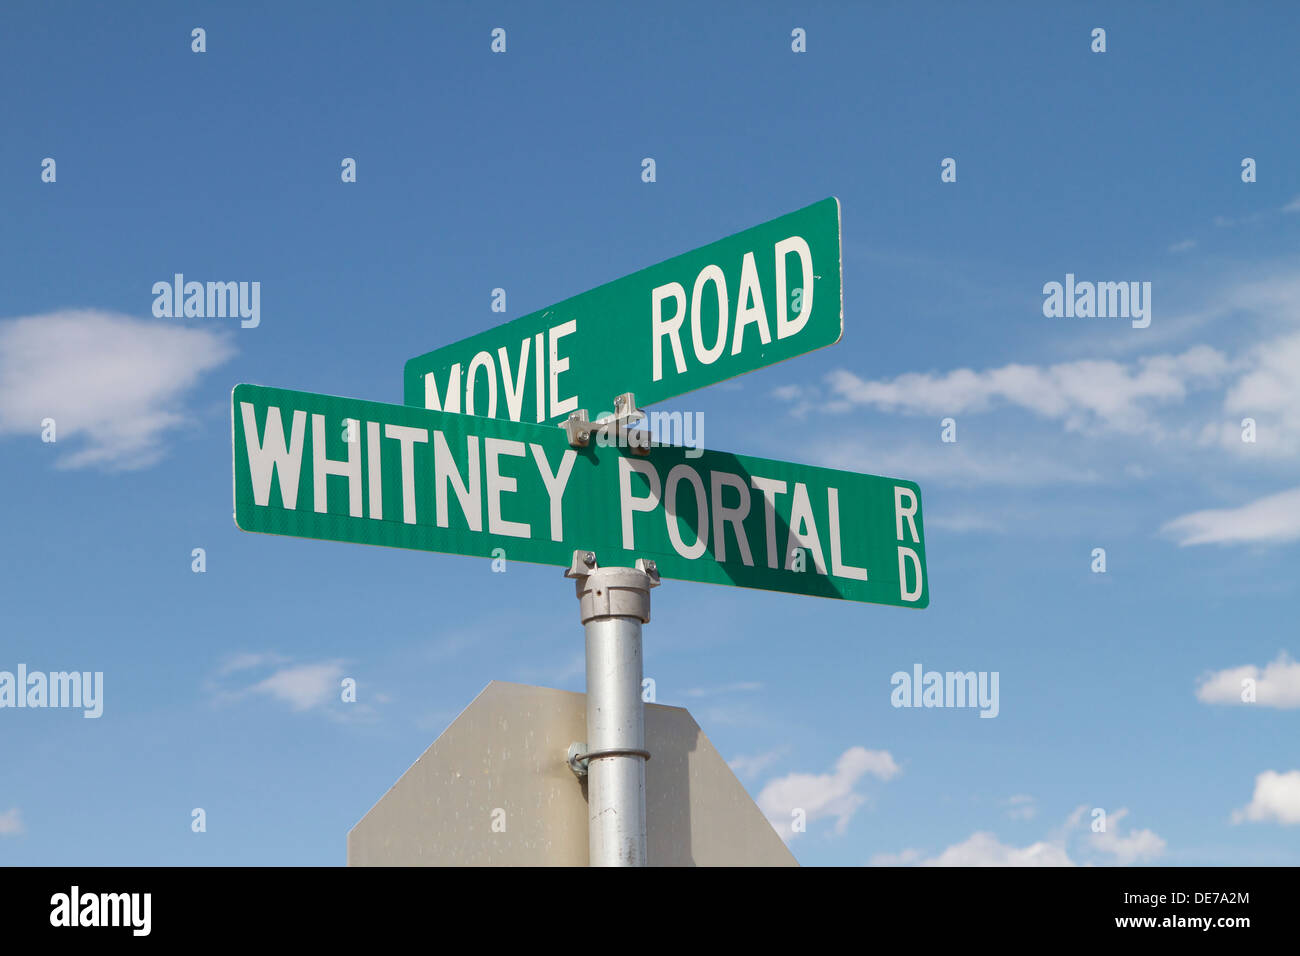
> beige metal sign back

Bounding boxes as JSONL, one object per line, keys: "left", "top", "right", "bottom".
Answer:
{"left": 347, "top": 681, "right": 797, "bottom": 866}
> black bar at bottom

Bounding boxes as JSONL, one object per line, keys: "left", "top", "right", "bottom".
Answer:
{"left": 0, "top": 865, "right": 1285, "bottom": 942}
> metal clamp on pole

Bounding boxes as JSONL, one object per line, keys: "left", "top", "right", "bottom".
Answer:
{"left": 566, "top": 742, "right": 652, "bottom": 777}
{"left": 563, "top": 550, "right": 660, "bottom": 866}
{"left": 562, "top": 393, "right": 652, "bottom": 455}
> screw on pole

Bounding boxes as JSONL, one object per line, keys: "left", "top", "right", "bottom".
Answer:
{"left": 564, "top": 550, "right": 660, "bottom": 866}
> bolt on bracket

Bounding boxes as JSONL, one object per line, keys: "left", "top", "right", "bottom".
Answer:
{"left": 563, "top": 392, "right": 651, "bottom": 455}
{"left": 562, "top": 551, "right": 661, "bottom": 589}
{"left": 564, "top": 549, "right": 599, "bottom": 579}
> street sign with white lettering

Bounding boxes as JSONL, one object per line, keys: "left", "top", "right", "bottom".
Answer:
{"left": 232, "top": 383, "right": 927, "bottom": 607}
{"left": 402, "top": 198, "right": 842, "bottom": 424}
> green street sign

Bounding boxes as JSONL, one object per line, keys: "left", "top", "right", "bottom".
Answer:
{"left": 232, "top": 383, "right": 928, "bottom": 608}
{"left": 402, "top": 198, "right": 843, "bottom": 424}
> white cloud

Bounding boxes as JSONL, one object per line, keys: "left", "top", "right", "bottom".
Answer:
{"left": 757, "top": 746, "right": 900, "bottom": 841}
{"left": 1232, "top": 770, "right": 1300, "bottom": 825}
{"left": 1214, "top": 212, "right": 1266, "bottom": 228}
{"left": 0, "top": 309, "right": 235, "bottom": 470}
{"left": 771, "top": 384, "right": 805, "bottom": 402}
{"left": 249, "top": 661, "right": 347, "bottom": 712}
{"left": 874, "top": 805, "right": 1163, "bottom": 866}
{"left": 1162, "top": 487, "right": 1300, "bottom": 546}
{"left": 818, "top": 346, "right": 1229, "bottom": 436}
{"left": 928, "top": 832, "right": 1076, "bottom": 866}
{"left": 207, "top": 655, "right": 360, "bottom": 717}
{"left": 776, "top": 279, "right": 1300, "bottom": 494}
{"left": 1168, "top": 239, "right": 1197, "bottom": 253}
{"left": 872, "top": 832, "right": 1075, "bottom": 867}
{"left": 0, "top": 808, "right": 23, "bottom": 836}
{"left": 1005, "top": 794, "right": 1037, "bottom": 821}
{"left": 1219, "top": 331, "right": 1300, "bottom": 456}
{"left": 1088, "top": 808, "right": 1166, "bottom": 864}
{"left": 809, "top": 440, "right": 1105, "bottom": 488}
{"left": 1214, "top": 197, "right": 1300, "bottom": 227}
{"left": 728, "top": 749, "right": 785, "bottom": 781}
{"left": 1196, "top": 652, "right": 1300, "bottom": 708}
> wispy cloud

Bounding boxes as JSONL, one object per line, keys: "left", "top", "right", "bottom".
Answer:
{"left": 248, "top": 661, "right": 347, "bottom": 712}
{"left": 1005, "top": 793, "right": 1037, "bottom": 821}
{"left": 1216, "top": 196, "right": 1300, "bottom": 227}
{"left": 1162, "top": 487, "right": 1300, "bottom": 546}
{"left": 757, "top": 746, "right": 900, "bottom": 841}
{"left": 813, "top": 346, "right": 1229, "bottom": 437}
{"left": 775, "top": 268, "right": 1300, "bottom": 500}
{"left": 1168, "top": 239, "right": 1197, "bottom": 253}
{"left": 0, "top": 808, "right": 23, "bottom": 837}
{"left": 728, "top": 748, "right": 786, "bottom": 781}
{"left": 207, "top": 654, "right": 367, "bottom": 720}
{"left": 0, "top": 310, "right": 235, "bottom": 470}
{"left": 806, "top": 440, "right": 1105, "bottom": 488}
{"left": 216, "top": 651, "right": 289, "bottom": 676}
{"left": 425, "top": 631, "right": 478, "bottom": 663}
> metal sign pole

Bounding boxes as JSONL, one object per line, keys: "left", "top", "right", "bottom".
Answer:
{"left": 565, "top": 552, "right": 659, "bottom": 866}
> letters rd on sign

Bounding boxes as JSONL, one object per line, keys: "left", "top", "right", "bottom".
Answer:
{"left": 402, "top": 198, "right": 843, "bottom": 424}
{"left": 232, "top": 384, "right": 928, "bottom": 607}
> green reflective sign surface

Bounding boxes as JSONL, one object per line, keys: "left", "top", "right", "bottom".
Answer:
{"left": 233, "top": 384, "right": 927, "bottom": 607}
{"left": 402, "top": 198, "right": 843, "bottom": 424}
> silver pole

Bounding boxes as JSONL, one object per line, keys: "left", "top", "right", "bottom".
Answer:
{"left": 570, "top": 559, "right": 658, "bottom": 866}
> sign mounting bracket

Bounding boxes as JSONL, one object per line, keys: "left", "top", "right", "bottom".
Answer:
{"left": 563, "top": 392, "right": 651, "bottom": 455}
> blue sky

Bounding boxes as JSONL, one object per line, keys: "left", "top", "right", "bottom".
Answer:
{"left": 2, "top": 1, "right": 1299, "bottom": 866}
